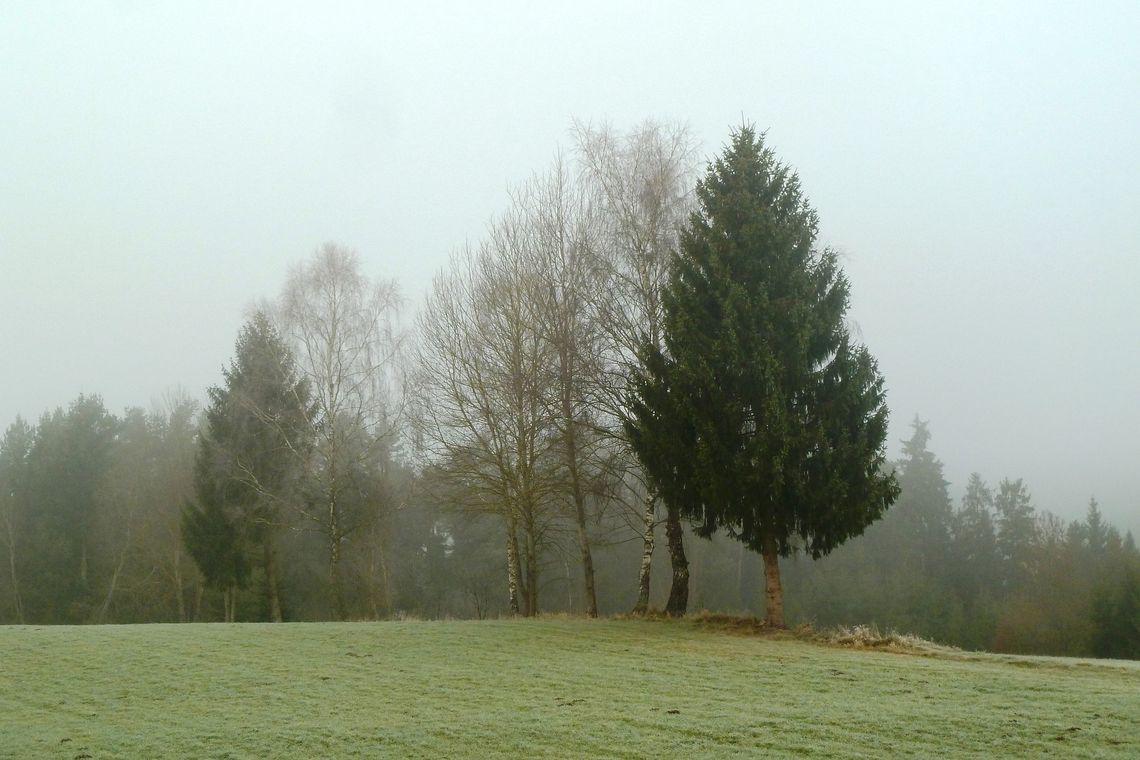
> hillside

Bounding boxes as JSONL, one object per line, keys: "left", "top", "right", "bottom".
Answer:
{"left": 1, "top": 619, "right": 1136, "bottom": 758}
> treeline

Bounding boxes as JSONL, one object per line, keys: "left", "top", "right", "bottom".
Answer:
{"left": 2, "top": 396, "right": 1135, "bottom": 658}
{"left": 1, "top": 121, "right": 1137, "bottom": 660}
{"left": 779, "top": 419, "right": 1140, "bottom": 658}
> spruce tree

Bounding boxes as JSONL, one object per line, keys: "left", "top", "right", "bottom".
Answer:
{"left": 182, "top": 312, "right": 312, "bottom": 621}
{"left": 627, "top": 126, "right": 898, "bottom": 626}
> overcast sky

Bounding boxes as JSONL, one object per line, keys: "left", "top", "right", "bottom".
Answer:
{"left": 2, "top": 1, "right": 1137, "bottom": 531}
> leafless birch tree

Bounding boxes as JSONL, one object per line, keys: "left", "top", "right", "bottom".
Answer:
{"left": 528, "top": 156, "right": 609, "bottom": 617}
{"left": 574, "top": 120, "right": 699, "bottom": 615}
{"left": 277, "top": 243, "right": 404, "bottom": 620}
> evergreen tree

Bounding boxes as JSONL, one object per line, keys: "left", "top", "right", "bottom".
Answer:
{"left": 626, "top": 126, "right": 898, "bottom": 626}
{"left": 22, "top": 396, "right": 119, "bottom": 622}
{"left": 950, "top": 472, "right": 1000, "bottom": 646}
{"left": 890, "top": 418, "right": 953, "bottom": 573}
{"left": 181, "top": 470, "right": 249, "bottom": 622}
{"left": 1091, "top": 564, "right": 1140, "bottom": 659}
{"left": 182, "top": 312, "right": 312, "bottom": 621}
{"left": 994, "top": 477, "right": 1036, "bottom": 590}
{"left": 1083, "top": 498, "right": 1108, "bottom": 555}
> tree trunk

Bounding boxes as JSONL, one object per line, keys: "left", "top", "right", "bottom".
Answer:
{"left": 571, "top": 486, "right": 597, "bottom": 618}
{"left": 328, "top": 492, "right": 346, "bottom": 621}
{"left": 736, "top": 540, "right": 749, "bottom": 612}
{"left": 95, "top": 526, "right": 131, "bottom": 624}
{"left": 379, "top": 546, "right": 391, "bottom": 619}
{"left": 632, "top": 495, "right": 655, "bottom": 615}
{"left": 3, "top": 516, "right": 24, "bottom": 624}
{"left": 524, "top": 514, "right": 539, "bottom": 617}
{"left": 562, "top": 398, "right": 598, "bottom": 618}
{"left": 367, "top": 544, "right": 380, "bottom": 621}
{"left": 173, "top": 545, "right": 186, "bottom": 623}
{"left": 224, "top": 585, "right": 236, "bottom": 623}
{"left": 664, "top": 505, "right": 688, "bottom": 617}
{"left": 194, "top": 578, "right": 204, "bottom": 623}
{"left": 264, "top": 539, "right": 282, "bottom": 623}
{"left": 96, "top": 562, "right": 122, "bottom": 624}
{"left": 761, "top": 532, "right": 785, "bottom": 628}
{"left": 368, "top": 535, "right": 389, "bottom": 620}
{"left": 505, "top": 512, "right": 522, "bottom": 616}
{"left": 329, "top": 537, "right": 345, "bottom": 621}
{"left": 191, "top": 578, "right": 202, "bottom": 619}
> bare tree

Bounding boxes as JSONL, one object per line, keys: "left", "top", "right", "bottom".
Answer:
{"left": 414, "top": 217, "right": 560, "bottom": 616}
{"left": 528, "top": 155, "right": 608, "bottom": 617}
{"left": 574, "top": 120, "right": 699, "bottom": 615}
{"left": 277, "top": 243, "right": 404, "bottom": 620}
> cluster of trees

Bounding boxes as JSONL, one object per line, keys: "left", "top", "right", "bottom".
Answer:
{"left": 1, "top": 121, "right": 1136, "bottom": 659}
{"left": 780, "top": 418, "right": 1140, "bottom": 659}
{"left": 0, "top": 394, "right": 199, "bottom": 623}
{"left": 414, "top": 122, "right": 701, "bottom": 619}
{"left": 413, "top": 124, "right": 898, "bottom": 627}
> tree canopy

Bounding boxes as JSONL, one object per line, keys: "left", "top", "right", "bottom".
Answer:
{"left": 627, "top": 126, "right": 899, "bottom": 626}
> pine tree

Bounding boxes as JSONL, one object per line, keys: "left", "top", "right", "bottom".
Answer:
{"left": 626, "top": 126, "right": 898, "bottom": 627}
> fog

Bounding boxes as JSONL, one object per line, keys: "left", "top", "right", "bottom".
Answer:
{"left": 2, "top": 1, "right": 1137, "bottom": 532}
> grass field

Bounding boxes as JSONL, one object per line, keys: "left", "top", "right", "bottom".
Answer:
{"left": 1, "top": 619, "right": 1137, "bottom": 759}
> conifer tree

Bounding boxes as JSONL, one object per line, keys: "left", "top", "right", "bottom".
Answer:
{"left": 627, "top": 126, "right": 898, "bottom": 626}
{"left": 182, "top": 312, "right": 312, "bottom": 621}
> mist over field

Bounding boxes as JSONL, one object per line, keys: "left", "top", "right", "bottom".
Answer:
{"left": 2, "top": 2, "right": 1137, "bottom": 532}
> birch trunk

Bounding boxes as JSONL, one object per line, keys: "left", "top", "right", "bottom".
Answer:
{"left": 505, "top": 512, "right": 523, "bottom": 616}
{"left": 328, "top": 488, "right": 346, "bottom": 620}
{"left": 632, "top": 495, "right": 655, "bottom": 615}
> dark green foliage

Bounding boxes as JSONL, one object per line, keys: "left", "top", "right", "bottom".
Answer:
{"left": 181, "top": 487, "right": 250, "bottom": 594}
{"left": 626, "top": 126, "right": 898, "bottom": 568}
{"left": 775, "top": 418, "right": 1140, "bottom": 658}
{"left": 882, "top": 418, "right": 954, "bottom": 578}
{"left": 954, "top": 474, "right": 1000, "bottom": 586}
{"left": 950, "top": 473, "right": 1001, "bottom": 648}
{"left": 19, "top": 396, "right": 119, "bottom": 623}
{"left": 995, "top": 477, "right": 1037, "bottom": 590}
{"left": 182, "top": 313, "right": 312, "bottom": 619}
{"left": 0, "top": 417, "right": 35, "bottom": 623}
{"left": 1092, "top": 565, "right": 1140, "bottom": 659}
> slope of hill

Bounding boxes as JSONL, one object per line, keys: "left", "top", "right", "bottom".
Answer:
{"left": 1, "top": 619, "right": 1136, "bottom": 758}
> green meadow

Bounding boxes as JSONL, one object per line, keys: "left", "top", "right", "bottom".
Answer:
{"left": 1, "top": 619, "right": 1137, "bottom": 759}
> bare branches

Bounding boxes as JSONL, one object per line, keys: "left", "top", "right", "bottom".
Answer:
{"left": 274, "top": 242, "right": 406, "bottom": 619}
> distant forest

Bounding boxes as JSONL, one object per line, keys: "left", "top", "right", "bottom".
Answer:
{"left": 2, "top": 123, "right": 1136, "bottom": 659}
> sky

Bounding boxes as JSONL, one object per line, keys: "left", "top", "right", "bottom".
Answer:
{"left": 2, "top": 1, "right": 1138, "bottom": 532}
